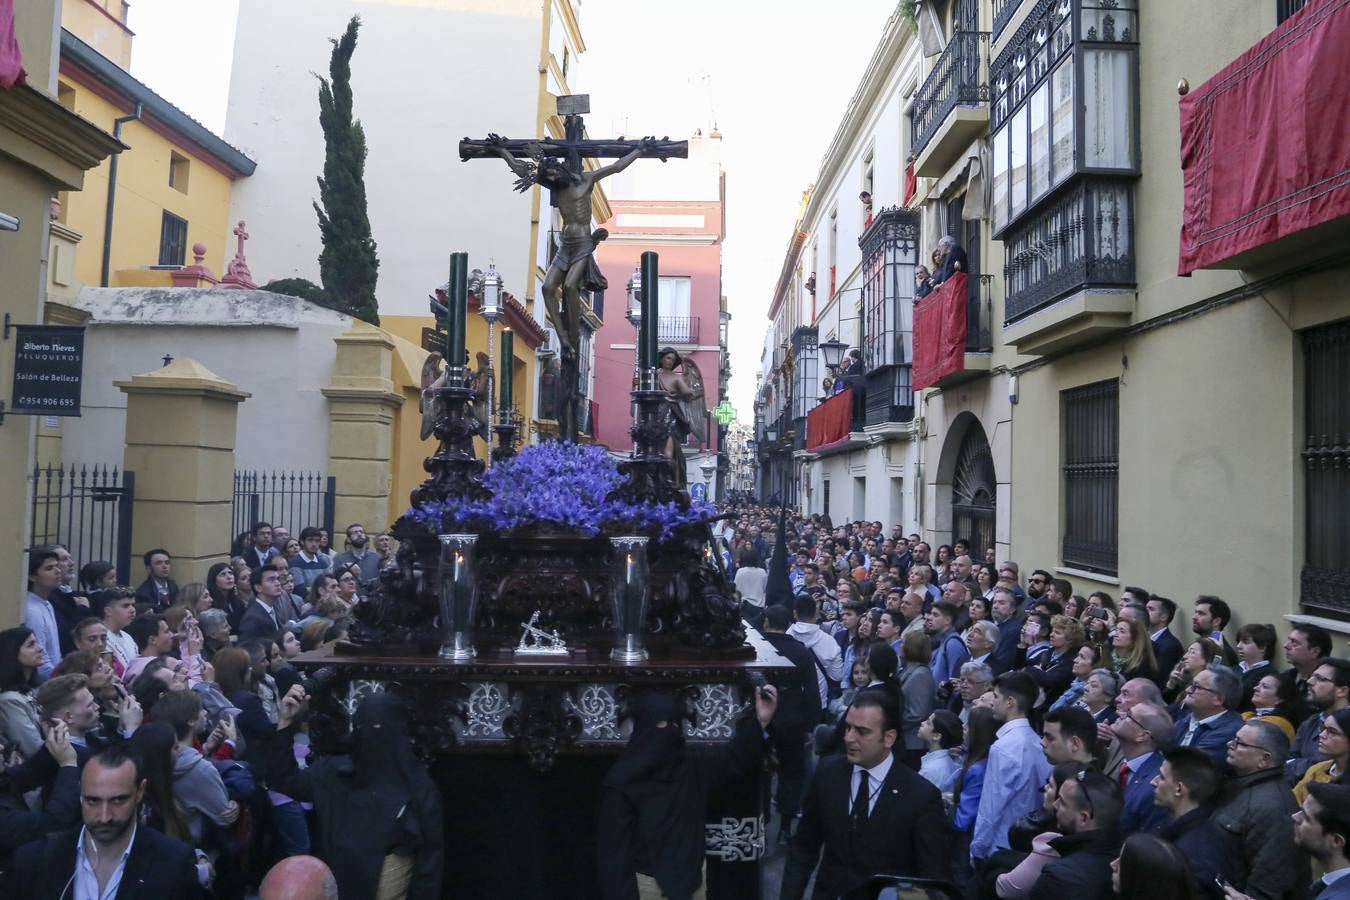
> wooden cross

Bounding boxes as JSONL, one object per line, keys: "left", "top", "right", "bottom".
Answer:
{"left": 458, "top": 94, "right": 687, "bottom": 203}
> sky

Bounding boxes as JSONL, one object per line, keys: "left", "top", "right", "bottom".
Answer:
{"left": 126, "top": 0, "right": 898, "bottom": 423}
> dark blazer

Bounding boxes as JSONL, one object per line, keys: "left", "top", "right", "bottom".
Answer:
{"left": 1159, "top": 806, "right": 1237, "bottom": 900}
{"left": 1025, "top": 649, "right": 1077, "bottom": 705}
{"left": 762, "top": 632, "right": 825, "bottom": 730}
{"left": 781, "top": 755, "right": 950, "bottom": 899}
{"left": 10, "top": 825, "right": 202, "bottom": 899}
{"left": 1152, "top": 629, "right": 1184, "bottom": 680}
{"left": 237, "top": 599, "right": 281, "bottom": 641}
{"left": 1288, "top": 711, "right": 1327, "bottom": 782}
{"left": 133, "top": 577, "right": 178, "bottom": 611}
{"left": 1117, "top": 752, "right": 1168, "bottom": 835}
{"left": 990, "top": 618, "right": 1021, "bottom": 675}
{"left": 1170, "top": 710, "right": 1245, "bottom": 767}
{"left": 1029, "top": 829, "right": 1119, "bottom": 900}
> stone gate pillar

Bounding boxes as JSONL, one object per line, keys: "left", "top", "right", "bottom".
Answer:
{"left": 321, "top": 322, "right": 404, "bottom": 534}
{"left": 116, "top": 359, "right": 249, "bottom": 586}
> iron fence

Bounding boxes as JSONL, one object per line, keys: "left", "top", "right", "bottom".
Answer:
{"left": 231, "top": 471, "right": 335, "bottom": 552}
{"left": 28, "top": 464, "right": 135, "bottom": 581}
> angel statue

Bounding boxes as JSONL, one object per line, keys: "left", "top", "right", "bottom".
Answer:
{"left": 483, "top": 132, "right": 664, "bottom": 440}
{"left": 656, "top": 347, "right": 705, "bottom": 489}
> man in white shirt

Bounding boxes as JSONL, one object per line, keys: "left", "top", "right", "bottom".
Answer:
{"left": 25, "top": 547, "right": 65, "bottom": 681}
{"left": 788, "top": 594, "right": 843, "bottom": 707}
{"left": 101, "top": 592, "right": 139, "bottom": 675}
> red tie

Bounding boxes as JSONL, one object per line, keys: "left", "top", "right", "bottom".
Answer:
{"left": 1118, "top": 762, "right": 1131, "bottom": 789}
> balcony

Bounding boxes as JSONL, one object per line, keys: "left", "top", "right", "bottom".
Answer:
{"left": 1002, "top": 178, "right": 1136, "bottom": 356}
{"left": 912, "top": 31, "right": 991, "bottom": 178}
{"left": 1177, "top": 0, "right": 1350, "bottom": 276}
{"left": 993, "top": 0, "right": 1024, "bottom": 41}
{"left": 913, "top": 272, "right": 992, "bottom": 391}
{"left": 656, "top": 316, "right": 700, "bottom": 344}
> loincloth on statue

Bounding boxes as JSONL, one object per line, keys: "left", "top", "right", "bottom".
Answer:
{"left": 549, "top": 234, "right": 609, "bottom": 293}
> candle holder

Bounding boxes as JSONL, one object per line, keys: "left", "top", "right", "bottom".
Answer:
{"left": 609, "top": 536, "right": 651, "bottom": 663}
{"left": 438, "top": 533, "right": 480, "bottom": 660}
{"left": 490, "top": 407, "right": 520, "bottom": 466}
{"left": 606, "top": 367, "right": 687, "bottom": 509}
{"left": 412, "top": 365, "right": 489, "bottom": 507}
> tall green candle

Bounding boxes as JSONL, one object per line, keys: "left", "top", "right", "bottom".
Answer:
{"left": 499, "top": 328, "right": 513, "bottom": 420}
{"left": 448, "top": 251, "right": 468, "bottom": 367}
{"left": 446, "top": 252, "right": 464, "bottom": 367}
{"left": 640, "top": 251, "right": 659, "bottom": 372}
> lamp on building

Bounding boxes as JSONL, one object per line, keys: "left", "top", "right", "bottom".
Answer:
{"left": 766, "top": 424, "right": 778, "bottom": 443}
{"left": 625, "top": 265, "right": 643, "bottom": 328}
{"left": 818, "top": 337, "right": 849, "bottom": 371}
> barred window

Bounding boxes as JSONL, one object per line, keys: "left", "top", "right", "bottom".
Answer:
{"left": 159, "top": 211, "right": 188, "bottom": 266}
{"left": 1062, "top": 379, "right": 1119, "bottom": 574}
{"left": 1301, "top": 319, "right": 1350, "bottom": 615}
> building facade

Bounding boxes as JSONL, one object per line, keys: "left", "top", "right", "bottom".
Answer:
{"left": 593, "top": 130, "right": 726, "bottom": 491}
{"left": 756, "top": 0, "right": 1349, "bottom": 637}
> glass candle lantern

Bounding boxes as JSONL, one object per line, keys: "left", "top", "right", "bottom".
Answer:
{"left": 609, "top": 536, "right": 651, "bottom": 663}
{"left": 438, "top": 533, "right": 480, "bottom": 660}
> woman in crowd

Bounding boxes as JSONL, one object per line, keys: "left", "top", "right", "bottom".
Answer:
{"left": 79, "top": 561, "right": 119, "bottom": 607}
{"left": 230, "top": 557, "right": 255, "bottom": 606}
{"left": 952, "top": 708, "right": 998, "bottom": 889}
{"left": 917, "top": 710, "right": 963, "bottom": 791}
{"left": 934, "top": 545, "right": 953, "bottom": 585}
{"left": 129, "top": 720, "right": 194, "bottom": 843}
{"left": 996, "top": 763, "right": 1084, "bottom": 899}
{"left": 1110, "top": 617, "right": 1160, "bottom": 684}
{"left": 842, "top": 610, "right": 881, "bottom": 684}
{"left": 897, "top": 630, "right": 936, "bottom": 768}
{"left": 1235, "top": 623, "right": 1278, "bottom": 707}
{"left": 1019, "top": 613, "right": 1054, "bottom": 669}
{"left": 199, "top": 609, "right": 233, "bottom": 662}
{"left": 1087, "top": 590, "right": 1117, "bottom": 615}
{"left": 1078, "top": 668, "right": 1120, "bottom": 724}
{"left": 282, "top": 538, "right": 302, "bottom": 561}
{"left": 1025, "top": 615, "right": 1084, "bottom": 706}
{"left": 1294, "top": 706, "right": 1350, "bottom": 804}
{"left": 208, "top": 562, "right": 248, "bottom": 633}
{"left": 268, "top": 630, "right": 304, "bottom": 696}
{"left": 173, "top": 582, "right": 213, "bottom": 618}
{"left": 1112, "top": 833, "right": 1200, "bottom": 900}
{"left": 1063, "top": 595, "right": 1086, "bottom": 621}
{"left": 1242, "top": 671, "right": 1300, "bottom": 741}
{"left": 1082, "top": 607, "right": 1115, "bottom": 647}
{"left": 1165, "top": 637, "right": 1220, "bottom": 707}
{"left": 977, "top": 565, "right": 997, "bottom": 602}
{"left": 966, "top": 597, "right": 990, "bottom": 629}
{"left": 336, "top": 568, "right": 362, "bottom": 606}
{"left": 0, "top": 627, "right": 45, "bottom": 757}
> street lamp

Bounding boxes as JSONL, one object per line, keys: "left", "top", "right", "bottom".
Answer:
{"left": 625, "top": 265, "right": 643, "bottom": 328}
{"left": 818, "top": 337, "right": 849, "bottom": 371}
{"left": 699, "top": 459, "right": 716, "bottom": 499}
{"left": 479, "top": 262, "right": 504, "bottom": 461}
{"left": 765, "top": 424, "right": 778, "bottom": 443}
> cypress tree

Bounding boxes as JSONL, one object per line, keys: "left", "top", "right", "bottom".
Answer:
{"left": 313, "top": 15, "right": 380, "bottom": 325}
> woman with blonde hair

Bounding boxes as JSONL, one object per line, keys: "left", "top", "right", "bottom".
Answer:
{"left": 1110, "top": 616, "right": 1159, "bottom": 684}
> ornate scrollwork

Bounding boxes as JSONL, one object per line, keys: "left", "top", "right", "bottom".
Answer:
{"left": 704, "top": 817, "right": 765, "bottom": 862}
{"left": 564, "top": 684, "right": 622, "bottom": 740}
{"left": 684, "top": 684, "right": 749, "bottom": 740}
{"left": 502, "top": 685, "right": 583, "bottom": 772}
{"left": 339, "top": 679, "right": 387, "bottom": 725}
{"left": 461, "top": 682, "right": 512, "bottom": 738}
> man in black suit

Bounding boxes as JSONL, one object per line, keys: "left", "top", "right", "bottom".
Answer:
{"left": 760, "top": 604, "right": 824, "bottom": 843}
{"left": 10, "top": 744, "right": 201, "bottom": 898}
{"left": 132, "top": 548, "right": 178, "bottom": 612}
{"left": 238, "top": 566, "right": 285, "bottom": 640}
{"left": 782, "top": 690, "right": 950, "bottom": 899}
{"left": 930, "top": 235, "right": 968, "bottom": 286}
{"left": 1137, "top": 592, "right": 1183, "bottom": 678}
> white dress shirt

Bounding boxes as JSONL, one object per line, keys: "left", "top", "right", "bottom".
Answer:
{"left": 849, "top": 753, "right": 895, "bottom": 817}
{"left": 74, "top": 823, "right": 137, "bottom": 900}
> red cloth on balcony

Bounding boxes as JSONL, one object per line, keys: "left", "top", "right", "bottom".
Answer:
{"left": 903, "top": 160, "right": 917, "bottom": 207}
{"left": 807, "top": 388, "right": 853, "bottom": 451}
{"left": 1, "top": 0, "right": 27, "bottom": 89}
{"left": 913, "top": 272, "right": 968, "bottom": 390}
{"left": 1177, "top": 0, "right": 1350, "bottom": 275}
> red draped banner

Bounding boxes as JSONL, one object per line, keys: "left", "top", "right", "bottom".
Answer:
{"left": 1, "top": 0, "right": 27, "bottom": 90}
{"left": 1177, "top": 0, "right": 1350, "bottom": 275}
{"left": 807, "top": 388, "right": 853, "bottom": 451}
{"left": 913, "top": 272, "right": 968, "bottom": 390}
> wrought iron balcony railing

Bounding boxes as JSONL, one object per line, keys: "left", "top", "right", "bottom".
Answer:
{"left": 910, "top": 31, "right": 991, "bottom": 160}
{"left": 656, "top": 316, "right": 700, "bottom": 344}
{"left": 1002, "top": 178, "right": 1136, "bottom": 324}
{"left": 993, "top": 0, "right": 1025, "bottom": 41}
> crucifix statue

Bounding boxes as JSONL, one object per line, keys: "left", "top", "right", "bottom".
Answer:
{"left": 461, "top": 95, "right": 686, "bottom": 441}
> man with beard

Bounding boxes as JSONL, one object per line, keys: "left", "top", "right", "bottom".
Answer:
{"left": 598, "top": 686, "right": 778, "bottom": 899}
{"left": 333, "top": 522, "right": 381, "bottom": 585}
{"left": 11, "top": 744, "right": 201, "bottom": 897}
{"left": 264, "top": 688, "right": 444, "bottom": 899}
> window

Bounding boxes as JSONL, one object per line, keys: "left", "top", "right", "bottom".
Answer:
{"left": 169, "top": 152, "right": 190, "bottom": 193}
{"left": 823, "top": 480, "right": 831, "bottom": 519}
{"left": 656, "top": 276, "right": 694, "bottom": 342}
{"left": 861, "top": 151, "right": 875, "bottom": 229}
{"left": 859, "top": 209, "right": 919, "bottom": 372}
{"left": 828, "top": 208, "right": 839, "bottom": 296}
{"left": 1301, "top": 319, "right": 1350, "bottom": 615}
{"left": 158, "top": 211, "right": 188, "bottom": 266}
{"left": 1278, "top": 0, "right": 1309, "bottom": 22}
{"left": 792, "top": 328, "right": 818, "bottom": 419}
{"left": 989, "top": 0, "right": 1138, "bottom": 237}
{"left": 1062, "top": 379, "right": 1119, "bottom": 575}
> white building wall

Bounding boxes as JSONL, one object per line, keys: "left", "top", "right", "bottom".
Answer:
{"left": 223, "top": 0, "right": 545, "bottom": 316}
{"left": 65, "top": 287, "right": 351, "bottom": 473}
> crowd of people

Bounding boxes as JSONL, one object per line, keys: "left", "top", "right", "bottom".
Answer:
{"left": 717, "top": 504, "right": 1347, "bottom": 900}
{"left": 0, "top": 522, "right": 431, "bottom": 899}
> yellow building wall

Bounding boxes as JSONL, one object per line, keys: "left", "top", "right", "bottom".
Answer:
{"left": 383, "top": 314, "right": 538, "bottom": 522}
{"left": 56, "top": 75, "right": 237, "bottom": 288}
{"left": 61, "top": 0, "right": 134, "bottom": 71}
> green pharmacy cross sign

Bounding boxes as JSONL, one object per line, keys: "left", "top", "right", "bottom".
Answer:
{"left": 712, "top": 400, "right": 736, "bottom": 426}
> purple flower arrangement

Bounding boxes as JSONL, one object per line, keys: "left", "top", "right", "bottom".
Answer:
{"left": 405, "top": 442, "right": 716, "bottom": 541}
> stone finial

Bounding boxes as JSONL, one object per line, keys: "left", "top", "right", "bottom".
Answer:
{"left": 219, "top": 220, "right": 257, "bottom": 290}
{"left": 170, "top": 241, "right": 219, "bottom": 287}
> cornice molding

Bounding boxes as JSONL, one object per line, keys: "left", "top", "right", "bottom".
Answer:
{"left": 0, "top": 84, "right": 123, "bottom": 188}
